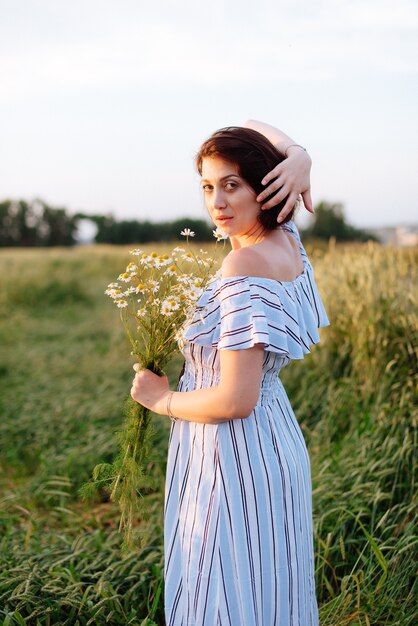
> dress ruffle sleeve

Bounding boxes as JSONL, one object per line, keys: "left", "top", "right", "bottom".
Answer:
{"left": 182, "top": 220, "right": 330, "bottom": 359}
{"left": 182, "top": 272, "right": 329, "bottom": 360}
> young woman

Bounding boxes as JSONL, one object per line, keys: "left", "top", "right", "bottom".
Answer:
{"left": 131, "top": 120, "right": 329, "bottom": 626}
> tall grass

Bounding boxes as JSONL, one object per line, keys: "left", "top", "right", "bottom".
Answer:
{"left": 281, "top": 241, "right": 417, "bottom": 625}
{"left": 0, "top": 241, "right": 416, "bottom": 625}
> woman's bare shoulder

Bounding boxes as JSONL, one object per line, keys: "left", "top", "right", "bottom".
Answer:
{"left": 221, "top": 247, "right": 271, "bottom": 279}
{"left": 221, "top": 232, "right": 304, "bottom": 281}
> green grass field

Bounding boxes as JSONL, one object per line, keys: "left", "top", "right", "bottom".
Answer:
{"left": 0, "top": 241, "right": 417, "bottom": 625}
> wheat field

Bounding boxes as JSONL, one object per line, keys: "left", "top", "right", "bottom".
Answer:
{"left": 0, "top": 241, "right": 416, "bottom": 625}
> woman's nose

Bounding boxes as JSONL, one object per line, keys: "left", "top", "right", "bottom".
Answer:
{"left": 212, "top": 188, "right": 226, "bottom": 210}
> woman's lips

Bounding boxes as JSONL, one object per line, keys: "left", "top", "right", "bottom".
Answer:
{"left": 216, "top": 217, "right": 233, "bottom": 222}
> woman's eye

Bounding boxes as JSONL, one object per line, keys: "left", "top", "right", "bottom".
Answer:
{"left": 202, "top": 185, "right": 213, "bottom": 192}
{"left": 225, "top": 182, "right": 237, "bottom": 191}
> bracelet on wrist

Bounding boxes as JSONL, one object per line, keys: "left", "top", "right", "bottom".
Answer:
{"left": 166, "top": 391, "right": 178, "bottom": 422}
{"left": 284, "top": 143, "right": 307, "bottom": 158}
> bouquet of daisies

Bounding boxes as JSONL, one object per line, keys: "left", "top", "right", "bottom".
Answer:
{"left": 80, "top": 228, "right": 226, "bottom": 550}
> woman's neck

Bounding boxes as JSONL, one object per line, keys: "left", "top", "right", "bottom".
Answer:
{"left": 229, "top": 224, "right": 268, "bottom": 250}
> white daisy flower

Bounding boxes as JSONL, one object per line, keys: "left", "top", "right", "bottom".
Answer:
{"left": 164, "top": 265, "right": 177, "bottom": 276}
{"left": 174, "top": 328, "right": 186, "bottom": 348}
{"left": 161, "top": 297, "right": 180, "bottom": 316}
{"left": 172, "top": 246, "right": 185, "bottom": 255}
{"left": 105, "top": 287, "right": 122, "bottom": 298}
{"left": 177, "top": 273, "right": 192, "bottom": 284}
{"left": 116, "top": 299, "right": 128, "bottom": 308}
{"left": 137, "top": 307, "right": 147, "bottom": 317}
{"left": 189, "top": 287, "right": 203, "bottom": 301}
{"left": 180, "top": 228, "right": 195, "bottom": 237}
{"left": 139, "top": 254, "right": 152, "bottom": 266}
{"left": 213, "top": 227, "right": 229, "bottom": 240}
{"left": 154, "top": 255, "right": 171, "bottom": 268}
{"left": 135, "top": 283, "right": 146, "bottom": 294}
{"left": 181, "top": 252, "right": 194, "bottom": 263}
{"left": 148, "top": 280, "right": 159, "bottom": 293}
{"left": 118, "top": 272, "right": 131, "bottom": 282}
{"left": 159, "top": 254, "right": 172, "bottom": 266}
{"left": 129, "top": 248, "right": 143, "bottom": 256}
{"left": 149, "top": 251, "right": 159, "bottom": 261}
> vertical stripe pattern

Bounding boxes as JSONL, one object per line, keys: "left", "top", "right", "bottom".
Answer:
{"left": 164, "top": 221, "right": 329, "bottom": 625}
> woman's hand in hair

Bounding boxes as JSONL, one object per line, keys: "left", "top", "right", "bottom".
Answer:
{"left": 257, "top": 147, "right": 313, "bottom": 221}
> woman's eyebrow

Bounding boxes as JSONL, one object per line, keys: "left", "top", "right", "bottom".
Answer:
{"left": 201, "top": 174, "right": 241, "bottom": 183}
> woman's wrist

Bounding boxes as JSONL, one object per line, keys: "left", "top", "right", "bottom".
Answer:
{"left": 285, "top": 146, "right": 312, "bottom": 166}
{"left": 284, "top": 143, "right": 307, "bottom": 157}
{"left": 162, "top": 390, "right": 178, "bottom": 422}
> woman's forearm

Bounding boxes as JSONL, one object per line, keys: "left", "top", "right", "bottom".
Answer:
{"left": 131, "top": 334, "right": 264, "bottom": 425}
{"left": 244, "top": 119, "right": 303, "bottom": 156}
{"left": 160, "top": 346, "right": 264, "bottom": 424}
{"left": 161, "top": 384, "right": 256, "bottom": 425}
{"left": 244, "top": 118, "right": 313, "bottom": 213}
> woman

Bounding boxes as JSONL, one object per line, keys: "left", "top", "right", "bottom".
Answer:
{"left": 131, "top": 120, "right": 330, "bottom": 626}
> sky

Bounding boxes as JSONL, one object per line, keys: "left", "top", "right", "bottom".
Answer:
{"left": 0, "top": 0, "right": 417, "bottom": 229}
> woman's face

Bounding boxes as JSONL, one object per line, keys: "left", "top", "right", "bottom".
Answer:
{"left": 200, "top": 156, "right": 261, "bottom": 239}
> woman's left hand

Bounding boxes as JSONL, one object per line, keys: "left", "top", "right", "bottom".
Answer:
{"left": 257, "top": 147, "right": 313, "bottom": 222}
{"left": 130, "top": 364, "right": 170, "bottom": 414}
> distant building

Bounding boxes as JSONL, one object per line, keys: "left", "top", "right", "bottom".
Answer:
{"left": 74, "top": 218, "right": 98, "bottom": 245}
{"left": 395, "top": 226, "right": 418, "bottom": 247}
{"left": 369, "top": 224, "right": 418, "bottom": 246}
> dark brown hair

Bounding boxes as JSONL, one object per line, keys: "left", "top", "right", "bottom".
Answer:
{"left": 196, "top": 126, "right": 295, "bottom": 229}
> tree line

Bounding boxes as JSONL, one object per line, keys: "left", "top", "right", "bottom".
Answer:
{"left": 0, "top": 198, "right": 377, "bottom": 246}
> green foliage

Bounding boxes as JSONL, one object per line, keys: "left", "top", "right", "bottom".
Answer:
{"left": 0, "top": 242, "right": 416, "bottom": 625}
{"left": 80, "top": 399, "right": 158, "bottom": 553}
{"left": 0, "top": 524, "right": 165, "bottom": 625}
{"left": 0, "top": 196, "right": 217, "bottom": 247}
{"left": 0, "top": 199, "right": 78, "bottom": 247}
{"left": 304, "top": 201, "right": 378, "bottom": 242}
{"left": 281, "top": 240, "right": 417, "bottom": 625}
{"left": 84, "top": 215, "right": 215, "bottom": 244}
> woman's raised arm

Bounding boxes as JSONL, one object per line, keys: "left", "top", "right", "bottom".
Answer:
{"left": 244, "top": 119, "right": 313, "bottom": 221}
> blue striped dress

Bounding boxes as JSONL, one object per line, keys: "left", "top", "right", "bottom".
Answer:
{"left": 164, "top": 221, "right": 330, "bottom": 626}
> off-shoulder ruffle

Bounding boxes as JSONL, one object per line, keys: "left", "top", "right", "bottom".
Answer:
{"left": 183, "top": 271, "right": 329, "bottom": 361}
{"left": 182, "top": 221, "right": 329, "bottom": 360}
